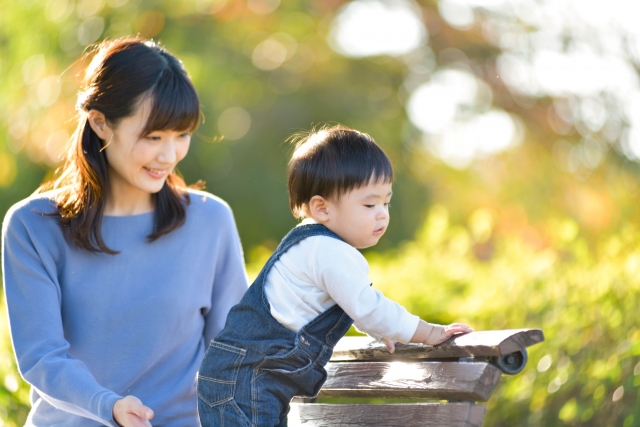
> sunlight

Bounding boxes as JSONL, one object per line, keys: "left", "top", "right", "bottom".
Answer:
{"left": 287, "top": 402, "right": 302, "bottom": 426}
{"left": 432, "top": 110, "right": 519, "bottom": 169}
{"left": 532, "top": 50, "right": 637, "bottom": 97}
{"left": 378, "top": 361, "right": 427, "bottom": 383}
{"left": 411, "top": 0, "right": 640, "bottom": 166}
{"left": 329, "top": 0, "right": 426, "bottom": 58}
{"left": 407, "top": 69, "right": 518, "bottom": 168}
{"left": 407, "top": 69, "right": 478, "bottom": 134}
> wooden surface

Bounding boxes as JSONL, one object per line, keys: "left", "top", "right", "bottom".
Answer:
{"left": 288, "top": 402, "right": 486, "bottom": 427}
{"left": 331, "top": 329, "right": 544, "bottom": 362}
{"left": 316, "top": 361, "right": 501, "bottom": 401}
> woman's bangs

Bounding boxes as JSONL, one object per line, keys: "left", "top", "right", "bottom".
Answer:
{"left": 142, "top": 71, "right": 200, "bottom": 135}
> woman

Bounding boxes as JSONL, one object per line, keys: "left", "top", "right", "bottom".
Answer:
{"left": 1, "top": 38, "right": 248, "bottom": 427}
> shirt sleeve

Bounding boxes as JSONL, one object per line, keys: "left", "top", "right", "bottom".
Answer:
{"left": 1, "top": 207, "right": 122, "bottom": 426}
{"left": 308, "top": 237, "right": 420, "bottom": 344}
{"left": 202, "top": 203, "right": 249, "bottom": 345}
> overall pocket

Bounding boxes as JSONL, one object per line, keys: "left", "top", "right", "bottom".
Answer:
{"left": 197, "top": 341, "right": 246, "bottom": 407}
{"left": 259, "top": 346, "right": 314, "bottom": 377}
{"left": 258, "top": 345, "right": 327, "bottom": 397}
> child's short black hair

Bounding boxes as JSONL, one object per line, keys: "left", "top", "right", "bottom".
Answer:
{"left": 287, "top": 125, "right": 393, "bottom": 219}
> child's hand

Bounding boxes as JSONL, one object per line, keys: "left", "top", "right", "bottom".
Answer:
{"left": 427, "top": 323, "right": 473, "bottom": 345}
{"left": 382, "top": 338, "right": 397, "bottom": 354}
{"left": 113, "top": 395, "right": 154, "bottom": 427}
{"left": 411, "top": 321, "right": 473, "bottom": 346}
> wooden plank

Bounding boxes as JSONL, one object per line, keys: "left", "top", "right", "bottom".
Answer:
{"left": 288, "top": 402, "right": 486, "bottom": 427}
{"left": 316, "top": 361, "right": 501, "bottom": 401}
{"left": 331, "top": 329, "right": 544, "bottom": 362}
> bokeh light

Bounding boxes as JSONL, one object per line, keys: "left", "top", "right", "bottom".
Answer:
{"left": 407, "top": 69, "right": 519, "bottom": 168}
{"left": 329, "top": 0, "right": 426, "bottom": 58}
{"left": 217, "top": 107, "right": 251, "bottom": 141}
{"left": 3, "top": 2, "right": 640, "bottom": 425}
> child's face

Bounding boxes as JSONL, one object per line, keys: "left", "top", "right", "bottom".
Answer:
{"left": 323, "top": 180, "right": 392, "bottom": 249}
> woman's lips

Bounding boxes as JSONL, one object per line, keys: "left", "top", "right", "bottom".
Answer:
{"left": 143, "top": 166, "right": 169, "bottom": 179}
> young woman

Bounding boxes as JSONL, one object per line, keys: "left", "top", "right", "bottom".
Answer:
{"left": 1, "top": 38, "right": 248, "bottom": 427}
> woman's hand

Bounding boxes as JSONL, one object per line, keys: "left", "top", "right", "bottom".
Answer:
{"left": 113, "top": 395, "right": 154, "bottom": 427}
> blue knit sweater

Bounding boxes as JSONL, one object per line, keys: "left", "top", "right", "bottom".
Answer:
{"left": 1, "top": 190, "right": 248, "bottom": 426}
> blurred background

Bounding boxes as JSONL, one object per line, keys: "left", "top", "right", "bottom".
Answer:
{"left": 2, "top": 0, "right": 640, "bottom": 425}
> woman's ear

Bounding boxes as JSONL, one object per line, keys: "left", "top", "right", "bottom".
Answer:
{"left": 307, "top": 196, "right": 330, "bottom": 223}
{"left": 87, "top": 110, "right": 111, "bottom": 141}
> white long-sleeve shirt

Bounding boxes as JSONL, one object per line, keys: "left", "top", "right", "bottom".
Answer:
{"left": 264, "top": 232, "right": 420, "bottom": 344}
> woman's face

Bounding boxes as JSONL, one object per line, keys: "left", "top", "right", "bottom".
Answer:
{"left": 91, "top": 98, "right": 191, "bottom": 206}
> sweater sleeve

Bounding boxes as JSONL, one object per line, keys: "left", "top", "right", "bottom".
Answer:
{"left": 202, "top": 203, "right": 249, "bottom": 345}
{"left": 309, "top": 237, "right": 420, "bottom": 344}
{"left": 1, "top": 208, "right": 122, "bottom": 426}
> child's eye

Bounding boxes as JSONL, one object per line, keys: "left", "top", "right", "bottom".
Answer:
{"left": 179, "top": 132, "right": 191, "bottom": 138}
{"left": 384, "top": 203, "right": 391, "bottom": 208}
{"left": 145, "top": 135, "right": 161, "bottom": 141}
{"left": 364, "top": 205, "right": 374, "bottom": 209}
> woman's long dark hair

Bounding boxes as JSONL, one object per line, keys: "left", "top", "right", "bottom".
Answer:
{"left": 38, "top": 38, "right": 201, "bottom": 254}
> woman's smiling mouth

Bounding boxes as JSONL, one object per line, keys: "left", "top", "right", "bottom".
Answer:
{"left": 143, "top": 166, "right": 169, "bottom": 178}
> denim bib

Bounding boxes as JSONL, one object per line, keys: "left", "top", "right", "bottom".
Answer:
{"left": 198, "top": 224, "right": 354, "bottom": 427}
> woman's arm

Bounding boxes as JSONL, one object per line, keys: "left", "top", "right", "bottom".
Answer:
{"left": 2, "top": 207, "right": 123, "bottom": 426}
{"left": 202, "top": 204, "right": 249, "bottom": 345}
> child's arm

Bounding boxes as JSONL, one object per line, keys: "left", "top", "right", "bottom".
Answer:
{"left": 383, "top": 321, "right": 472, "bottom": 354}
{"left": 307, "top": 237, "right": 473, "bottom": 347}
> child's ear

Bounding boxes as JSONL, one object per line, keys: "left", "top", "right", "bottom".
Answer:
{"left": 87, "top": 110, "right": 111, "bottom": 141}
{"left": 308, "top": 196, "right": 330, "bottom": 222}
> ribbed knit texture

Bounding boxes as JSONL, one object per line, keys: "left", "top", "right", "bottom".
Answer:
{"left": 2, "top": 190, "right": 248, "bottom": 427}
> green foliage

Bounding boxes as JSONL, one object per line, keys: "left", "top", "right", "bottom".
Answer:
{"left": 3, "top": 207, "right": 640, "bottom": 425}
{"left": 359, "top": 205, "right": 640, "bottom": 427}
{"left": 2, "top": 0, "right": 640, "bottom": 425}
{"left": 0, "top": 297, "right": 31, "bottom": 426}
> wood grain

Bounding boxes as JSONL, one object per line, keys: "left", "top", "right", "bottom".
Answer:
{"left": 316, "top": 361, "right": 501, "bottom": 401}
{"left": 331, "top": 329, "right": 544, "bottom": 362}
{"left": 288, "top": 402, "right": 486, "bottom": 427}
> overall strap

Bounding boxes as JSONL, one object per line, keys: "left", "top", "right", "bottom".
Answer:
{"left": 275, "top": 224, "right": 342, "bottom": 257}
{"left": 254, "top": 224, "right": 343, "bottom": 310}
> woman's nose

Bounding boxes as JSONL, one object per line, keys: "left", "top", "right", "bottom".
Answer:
{"left": 158, "top": 140, "right": 177, "bottom": 164}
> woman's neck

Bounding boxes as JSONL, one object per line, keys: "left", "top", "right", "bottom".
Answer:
{"left": 104, "top": 176, "right": 154, "bottom": 216}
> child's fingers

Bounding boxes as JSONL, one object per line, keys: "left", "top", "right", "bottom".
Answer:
{"left": 382, "top": 338, "right": 396, "bottom": 354}
{"left": 445, "top": 324, "right": 473, "bottom": 335}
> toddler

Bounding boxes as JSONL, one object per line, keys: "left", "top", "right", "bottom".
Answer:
{"left": 197, "top": 126, "right": 472, "bottom": 427}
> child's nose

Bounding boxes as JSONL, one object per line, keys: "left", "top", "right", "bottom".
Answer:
{"left": 377, "top": 207, "right": 388, "bottom": 220}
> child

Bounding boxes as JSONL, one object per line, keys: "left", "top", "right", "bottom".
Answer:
{"left": 197, "top": 126, "right": 472, "bottom": 427}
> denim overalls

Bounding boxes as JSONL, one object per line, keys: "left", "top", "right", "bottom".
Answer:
{"left": 197, "top": 224, "right": 354, "bottom": 427}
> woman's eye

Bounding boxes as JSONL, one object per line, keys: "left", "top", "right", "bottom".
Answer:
{"left": 180, "top": 132, "right": 191, "bottom": 138}
{"left": 146, "top": 135, "right": 161, "bottom": 141}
